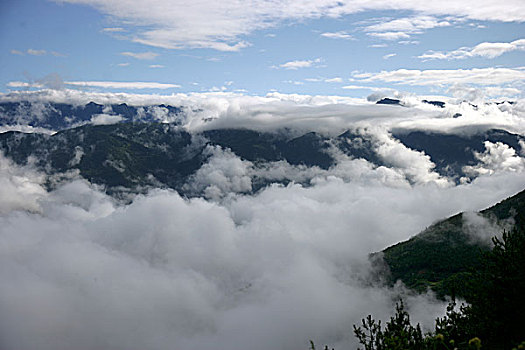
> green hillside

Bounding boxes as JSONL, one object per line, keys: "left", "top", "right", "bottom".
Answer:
{"left": 380, "top": 188, "right": 525, "bottom": 298}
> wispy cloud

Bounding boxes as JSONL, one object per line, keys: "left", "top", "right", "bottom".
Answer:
{"left": 11, "top": 49, "right": 65, "bottom": 57}
{"left": 342, "top": 84, "right": 385, "bottom": 91}
{"left": 419, "top": 38, "right": 525, "bottom": 60}
{"left": 368, "top": 32, "right": 410, "bottom": 40}
{"left": 320, "top": 31, "right": 354, "bottom": 40}
{"left": 325, "top": 77, "right": 343, "bottom": 83}
{"left": 54, "top": 0, "right": 525, "bottom": 51}
{"left": 7, "top": 81, "right": 45, "bottom": 88}
{"left": 149, "top": 64, "right": 165, "bottom": 68}
{"left": 382, "top": 53, "right": 397, "bottom": 59}
{"left": 120, "top": 51, "right": 159, "bottom": 60}
{"left": 64, "top": 81, "right": 180, "bottom": 89}
{"left": 353, "top": 67, "right": 525, "bottom": 86}
{"left": 102, "top": 27, "right": 125, "bottom": 32}
{"left": 364, "top": 15, "right": 451, "bottom": 40}
{"left": 276, "top": 58, "right": 322, "bottom": 70}
{"left": 369, "top": 44, "right": 388, "bottom": 48}
{"left": 27, "top": 49, "right": 47, "bottom": 56}
{"left": 117, "top": 63, "right": 130, "bottom": 67}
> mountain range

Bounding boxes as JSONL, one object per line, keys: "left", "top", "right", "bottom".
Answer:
{"left": 1, "top": 101, "right": 524, "bottom": 198}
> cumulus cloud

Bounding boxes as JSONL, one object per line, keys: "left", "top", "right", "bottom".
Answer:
{"left": 0, "top": 153, "right": 47, "bottom": 214}
{"left": 463, "top": 141, "right": 525, "bottom": 177}
{"left": 51, "top": 0, "right": 525, "bottom": 51}
{"left": 184, "top": 145, "right": 253, "bottom": 200}
{"left": 419, "top": 38, "right": 525, "bottom": 60}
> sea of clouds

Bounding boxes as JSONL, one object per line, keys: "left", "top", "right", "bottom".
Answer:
{"left": 1, "top": 89, "right": 524, "bottom": 349}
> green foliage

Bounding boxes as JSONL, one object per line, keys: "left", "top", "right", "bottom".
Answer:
{"left": 381, "top": 188, "right": 525, "bottom": 299}
{"left": 461, "top": 224, "right": 525, "bottom": 349}
{"left": 355, "top": 224, "right": 525, "bottom": 350}
{"left": 353, "top": 300, "right": 425, "bottom": 350}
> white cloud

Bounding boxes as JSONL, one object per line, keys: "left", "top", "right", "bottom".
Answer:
{"left": 53, "top": 0, "right": 525, "bottom": 51}
{"left": 2, "top": 89, "right": 525, "bottom": 138}
{"left": 184, "top": 146, "right": 253, "bottom": 200}
{"left": 353, "top": 67, "right": 525, "bottom": 86}
{"left": 11, "top": 49, "right": 65, "bottom": 57}
{"left": 102, "top": 27, "right": 125, "bottom": 32}
{"left": 120, "top": 51, "right": 159, "bottom": 60}
{"left": 0, "top": 153, "right": 47, "bottom": 214}
{"left": 27, "top": 48, "right": 47, "bottom": 56}
{"left": 117, "top": 63, "right": 130, "bottom": 67}
{"left": 364, "top": 15, "right": 451, "bottom": 40}
{"left": 90, "top": 113, "right": 125, "bottom": 125}
{"left": 365, "top": 16, "right": 450, "bottom": 34}
{"left": 342, "top": 85, "right": 387, "bottom": 91}
{"left": 6, "top": 81, "right": 45, "bottom": 89}
{"left": 320, "top": 31, "right": 354, "bottom": 40}
{"left": 1, "top": 148, "right": 525, "bottom": 350}
{"left": 64, "top": 81, "right": 181, "bottom": 89}
{"left": 462, "top": 211, "right": 514, "bottom": 245}
{"left": 149, "top": 64, "right": 165, "bottom": 68}
{"left": 447, "top": 84, "right": 522, "bottom": 101}
{"left": 383, "top": 53, "right": 397, "bottom": 59}
{"left": 419, "top": 38, "right": 525, "bottom": 60}
{"left": 463, "top": 141, "right": 525, "bottom": 177}
{"left": 368, "top": 31, "right": 410, "bottom": 40}
{"left": 325, "top": 77, "right": 343, "bottom": 83}
{"left": 277, "top": 58, "right": 322, "bottom": 70}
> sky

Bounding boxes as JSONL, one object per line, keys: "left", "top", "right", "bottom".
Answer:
{"left": 1, "top": 0, "right": 525, "bottom": 99}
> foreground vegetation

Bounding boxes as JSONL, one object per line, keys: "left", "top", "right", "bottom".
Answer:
{"left": 312, "top": 222, "right": 525, "bottom": 350}
{"left": 381, "top": 188, "right": 525, "bottom": 299}
{"left": 357, "top": 223, "right": 525, "bottom": 349}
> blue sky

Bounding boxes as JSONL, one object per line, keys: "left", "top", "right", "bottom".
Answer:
{"left": 1, "top": 0, "right": 524, "bottom": 99}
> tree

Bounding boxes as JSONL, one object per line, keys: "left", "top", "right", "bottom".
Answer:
{"left": 462, "top": 224, "right": 525, "bottom": 349}
{"left": 353, "top": 224, "right": 525, "bottom": 350}
{"left": 353, "top": 300, "right": 426, "bottom": 350}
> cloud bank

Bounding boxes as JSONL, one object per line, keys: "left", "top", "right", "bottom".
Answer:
{"left": 2, "top": 89, "right": 525, "bottom": 136}
{"left": 1, "top": 86, "right": 524, "bottom": 349}
{"left": 1, "top": 148, "right": 524, "bottom": 350}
